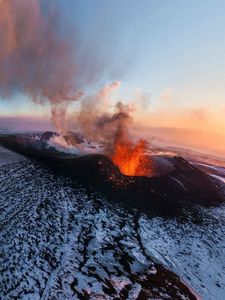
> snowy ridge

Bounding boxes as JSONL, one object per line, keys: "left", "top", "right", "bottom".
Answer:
{"left": 0, "top": 159, "right": 198, "bottom": 300}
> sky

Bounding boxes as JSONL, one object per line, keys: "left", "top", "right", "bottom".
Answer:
{"left": 1, "top": 0, "right": 225, "bottom": 136}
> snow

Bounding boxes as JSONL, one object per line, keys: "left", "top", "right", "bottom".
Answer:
{"left": 0, "top": 145, "right": 225, "bottom": 299}
{"left": 47, "top": 134, "right": 104, "bottom": 155}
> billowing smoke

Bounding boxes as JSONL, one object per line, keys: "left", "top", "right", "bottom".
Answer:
{"left": 94, "top": 101, "right": 132, "bottom": 152}
{"left": 0, "top": 0, "right": 131, "bottom": 140}
{"left": 94, "top": 101, "right": 153, "bottom": 176}
{"left": 0, "top": 0, "right": 153, "bottom": 175}
{"left": 76, "top": 86, "right": 153, "bottom": 177}
{"left": 76, "top": 82, "right": 150, "bottom": 157}
{"left": 0, "top": 0, "right": 94, "bottom": 132}
{"left": 76, "top": 81, "right": 121, "bottom": 143}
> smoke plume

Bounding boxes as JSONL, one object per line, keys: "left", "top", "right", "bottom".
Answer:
{"left": 94, "top": 101, "right": 132, "bottom": 151}
{"left": 0, "top": 0, "right": 94, "bottom": 132}
{"left": 96, "top": 101, "right": 153, "bottom": 176}
{"left": 76, "top": 81, "right": 121, "bottom": 143}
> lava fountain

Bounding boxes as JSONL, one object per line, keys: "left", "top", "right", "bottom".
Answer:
{"left": 112, "top": 138, "right": 153, "bottom": 176}
{"left": 89, "top": 100, "right": 155, "bottom": 177}
{"left": 108, "top": 104, "right": 153, "bottom": 177}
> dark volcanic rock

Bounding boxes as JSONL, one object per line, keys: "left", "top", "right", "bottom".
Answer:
{"left": 0, "top": 159, "right": 199, "bottom": 299}
{"left": 0, "top": 133, "right": 224, "bottom": 209}
{"left": 48, "top": 154, "right": 224, "bottom": 208}
{"left": 40, "top": 130, "right": 59, "bottom": 141}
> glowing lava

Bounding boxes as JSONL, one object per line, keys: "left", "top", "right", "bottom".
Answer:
{"left": 112, "top": 138, "right": 153, "bottom": 177}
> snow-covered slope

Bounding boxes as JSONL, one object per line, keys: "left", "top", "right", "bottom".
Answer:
{"left": 0, "top": 159, "right": 198, "bottom": 300}
{"left": 0, "top": 147, "right": 225, "bottom": 299}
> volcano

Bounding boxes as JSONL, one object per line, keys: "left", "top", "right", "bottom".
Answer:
{"left": 0, "top": 132, "right": 224, "bottom": 210}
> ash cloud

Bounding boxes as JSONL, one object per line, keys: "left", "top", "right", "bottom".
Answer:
{"left": 0, "top": 0, "right": 144, "bottom": 152}
{"left": 0, "top": 0, "right": 112, "bottom": 132}
{"left": 95, "top": 101, "right": 132, "bottom": 152}
{"left": 74, "top": 80, "right": 135, "bottom": 154}
{"left": 76, "top": 81, "right": 122, "bottom": 143}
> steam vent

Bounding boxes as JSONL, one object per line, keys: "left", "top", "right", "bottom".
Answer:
{"left": 0, "top": 132, "right": 224, "bottom": 210}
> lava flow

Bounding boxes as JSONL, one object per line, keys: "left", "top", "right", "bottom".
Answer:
{"left": 111, "top": 138, "right": 153, "bottom": 177}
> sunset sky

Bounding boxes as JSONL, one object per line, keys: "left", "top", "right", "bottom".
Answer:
{"left": 1, "top": 0, "right": 225, "bottom": 136}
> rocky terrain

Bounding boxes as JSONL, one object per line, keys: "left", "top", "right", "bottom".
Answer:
{"left": 0, "top": 148, "right": 225, "bottom": 299}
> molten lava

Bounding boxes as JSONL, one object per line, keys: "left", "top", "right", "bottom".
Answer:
{"left": 112, "top": 138, "right": 153, "bottom": 177}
